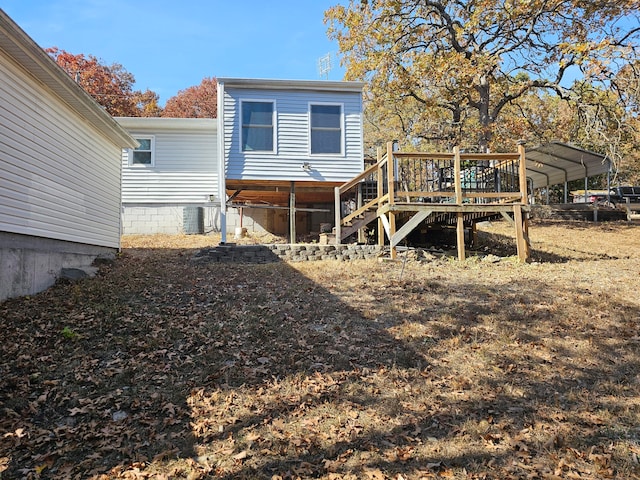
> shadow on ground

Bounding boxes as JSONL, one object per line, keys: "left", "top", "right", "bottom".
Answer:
{"left": 1, "top": 245, "right": 639, "bottom": 478}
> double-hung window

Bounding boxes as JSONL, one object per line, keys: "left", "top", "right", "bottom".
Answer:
{"left": 310, "top": 104, "right": 343, "bottom": 154}
{"left": 241, "top": 101, "right": 275, "bottom": 152}
{"left": 130, "top": 136, "right": 154, "bottom": 166}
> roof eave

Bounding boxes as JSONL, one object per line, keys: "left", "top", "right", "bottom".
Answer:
{"left": 114, "top": 116, "right": 217, "bottom": 132}
{"left": 217, "top": 77, "right": 365, "bottom": 93}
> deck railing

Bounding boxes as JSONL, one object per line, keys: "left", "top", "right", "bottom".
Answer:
{"left": 393, "top": 149, "right": 527, "bottom": 205}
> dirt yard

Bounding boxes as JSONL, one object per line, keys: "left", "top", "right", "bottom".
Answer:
{"left": 1, "top": 219, "right": 639, "bottom": 479}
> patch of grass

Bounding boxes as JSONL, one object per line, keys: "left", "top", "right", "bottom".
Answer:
{"left": 61, "top": 326, "right": 79, "bottom": 340}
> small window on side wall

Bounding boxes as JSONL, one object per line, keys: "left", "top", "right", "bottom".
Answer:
{"left": 241, "top": 101, "right": 275, "bottom": 152}
{"left": 310, "top": 104, "right": 342, "bottom": 154}
{"left": 130, "top": 137, "right": 154, "bottom": 166}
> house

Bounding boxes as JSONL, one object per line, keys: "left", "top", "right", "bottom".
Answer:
{"left": 218, "top": 77, "right": 364, "bottom": 243}
{"left": 116, "top": 78, "right": 365, "bottom": 242}
{"left": 115, "top": 117, "right": 219, "bottom": 235}
{"left": 0, "top": 10, "right": 137, "bottom": 301}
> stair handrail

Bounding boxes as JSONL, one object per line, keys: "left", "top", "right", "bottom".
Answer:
{"left": 338, "top": 156, "right": 388, "bottom": 195}
{"left": 342, "top": 194, "right": 389, "bottom": 225}
{"left": 335, "top": 152, "right": 389, "bottom": 244}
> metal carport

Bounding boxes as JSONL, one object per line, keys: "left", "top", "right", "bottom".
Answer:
{"left": 525, "top": 142, "right": 612, "bottom": 203}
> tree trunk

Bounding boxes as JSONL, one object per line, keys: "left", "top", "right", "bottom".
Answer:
{"left": 478, "top": 75, "right": 492, "bottom": 153}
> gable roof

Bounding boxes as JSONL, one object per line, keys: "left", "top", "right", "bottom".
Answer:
{"left": 525, "top": 142, "right": 611, "bottom": 190}
{"left": 0, "top": 9, "right": 136, "bottom": 148}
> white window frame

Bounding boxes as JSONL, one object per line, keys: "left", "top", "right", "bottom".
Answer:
{"left": 309, "top": 102, "right": 344, "bottom": 156}
{"left": 240, "top": 99, "right": 277, "bottom": 154}
{"left": 128, "top": 135, "right": 155, "bottom": 166}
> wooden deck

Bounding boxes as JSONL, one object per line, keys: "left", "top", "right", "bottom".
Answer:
{"left": 335, "top": 142, "right": 531, "bottom": 262}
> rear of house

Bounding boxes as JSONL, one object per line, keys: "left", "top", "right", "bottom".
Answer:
{"left": 117, "top": 79, "right": 365, "bottom": 242}
{"left": 218, "top": 78, "right": 364, "bottom": 242}
{"left": 0, "top": 10, "right": 136, "bottom": 301}
{"left": 116, "top": 117, "right": 219, "bottom": 235}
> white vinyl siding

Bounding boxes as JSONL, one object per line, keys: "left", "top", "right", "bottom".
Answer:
{"left": 117, "top": 118, "right": 218, "bottom": 204}
{"left": 0, "top": 49, "right": 123, "bottom": 248}
{"left": 223, "top": 86, "right": 363, "bottom": 182}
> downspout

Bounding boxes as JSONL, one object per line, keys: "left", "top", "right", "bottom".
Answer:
{"left": 119, "top": 151, "right": 124, "bottom": 252}
{"left": 217, "top": 80, "right": 227, "bottom": 244}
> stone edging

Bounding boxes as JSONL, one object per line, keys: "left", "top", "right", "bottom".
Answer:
{"left": 192, "top": 244, "right": 384, "bottom": 263}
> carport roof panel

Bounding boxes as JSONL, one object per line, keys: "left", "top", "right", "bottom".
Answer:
{"left": 525, "top": 142, "right": 610, "bottom": 189}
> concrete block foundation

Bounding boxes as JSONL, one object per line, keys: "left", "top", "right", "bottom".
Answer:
{"left": 121, "top": 204, "right": 221, "bottom": 235}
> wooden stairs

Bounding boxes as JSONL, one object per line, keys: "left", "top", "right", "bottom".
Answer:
{"left": 340, "top": 208, "right": 378, "bottom": 240}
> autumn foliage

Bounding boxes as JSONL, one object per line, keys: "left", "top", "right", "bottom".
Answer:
{"left": 47, "top": 47, "right": 218, "bottom": 120}
{"left": 162, "top": 77, "right": 218, "bottom": 118}
{"left": 46, "top": 47, "right": 161, "bottom": 117}
{"left": 326, "top": 0, "right": 640, "bottom": 158}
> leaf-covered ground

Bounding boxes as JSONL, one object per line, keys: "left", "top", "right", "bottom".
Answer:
{"left": 1, "top": 220, "right": 640, "bottom": 479}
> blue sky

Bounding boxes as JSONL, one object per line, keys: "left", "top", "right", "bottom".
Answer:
{"left": 3, "top": 1, "right": 347, "bottom": 105}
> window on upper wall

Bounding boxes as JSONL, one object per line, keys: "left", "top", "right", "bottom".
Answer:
{"left": 241, "top": 101, "right": 275, "bottom": 152}
{"left": 130, "top": 136, "right": 154, "bottom": 166}
{"left": 310, "top": 104, "right": 343, "bottom": 155}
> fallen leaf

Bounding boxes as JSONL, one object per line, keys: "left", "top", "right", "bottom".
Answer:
{"left": 364, "top": 467, "right": 385, "bottom": 479}
{"left": 233, "top": 450, "right": 248, "bottom": 460}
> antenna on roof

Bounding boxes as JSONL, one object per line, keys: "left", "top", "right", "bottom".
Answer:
{"left": 317, "top": 53, "right": 332, "bottom": 80}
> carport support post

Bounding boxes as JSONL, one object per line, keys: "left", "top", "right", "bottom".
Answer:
{"left": 584, "top": 176, "right": 589, "bottom": 202}
{"left": 545, "top": 180, "right": 550, "bottom": 204}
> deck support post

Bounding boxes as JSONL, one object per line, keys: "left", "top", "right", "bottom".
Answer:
{"left": 517, "top": 142, "right": 528, "bottom": 205}
{"left": 334, "top": 186, "right": 341, "bottom": 245}
{"left": 516, "top": 141, "right": 530, "bottom": 262}
{"left": 514, "top": 204, "right": 529, "bottom": 263}
{"left": 386, "top": 142, "right": 397, "bottom": 259}
{"left": 377, "top": 147, "right": 385, "bottom": 248}
{"left": 453, "top": 146, "right": 463, "bottom": 205}
{"left": 289, "top": 182, "right": 296, "bottom": 243}
{"left": 456, "top": 213, "right": 466, "bottom": 261}
{"left": 454, "top": 147, "right": 465, "bottom": 260}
